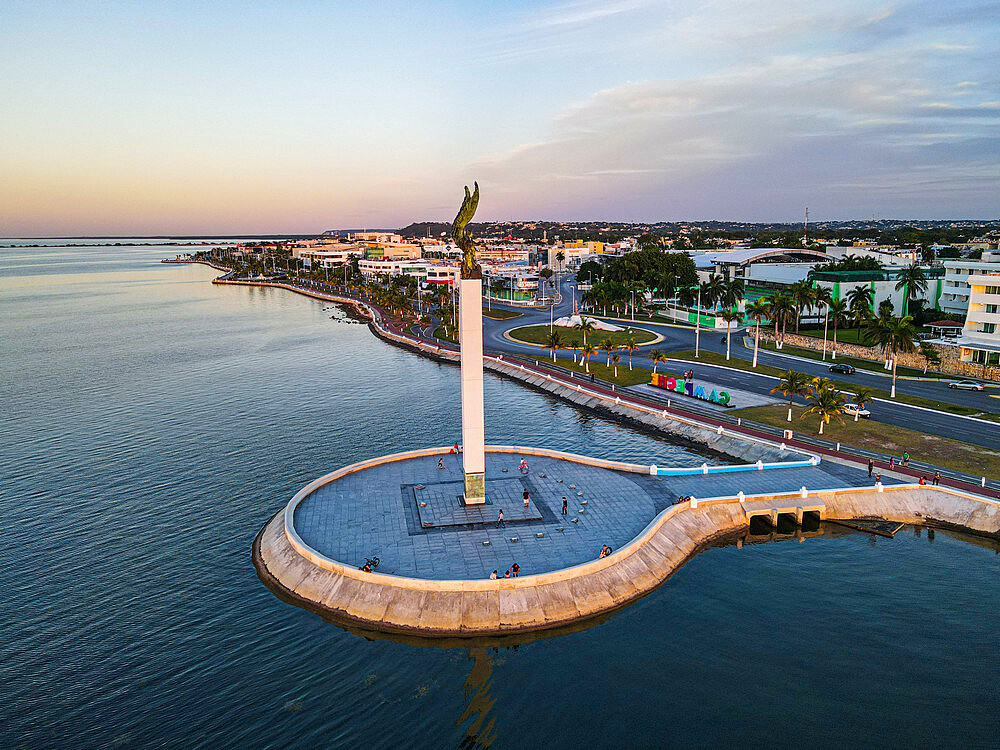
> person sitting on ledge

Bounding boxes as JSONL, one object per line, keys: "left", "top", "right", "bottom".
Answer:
{"left": 489, "top": 570, "right": 498, "bottom": 580}
{"left": 503, "top": 569, "right": 511, "bottom": 578}
{"left": 511, "top": 562, "right": 520, "bottom": 577}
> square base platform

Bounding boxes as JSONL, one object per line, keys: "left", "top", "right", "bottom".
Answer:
{"left": 414, "top": 478, "right": 542, "bottom": 528}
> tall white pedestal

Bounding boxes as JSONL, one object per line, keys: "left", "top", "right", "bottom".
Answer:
{"left": 458, "top": 278, "right": 486, "bottom": 503}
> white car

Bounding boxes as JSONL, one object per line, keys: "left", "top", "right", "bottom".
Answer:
{"left": 948, "top": 380, "right": 984, "bottom": 391}
{"left": 843, "top": 403, "right": 871, "bottom": 419}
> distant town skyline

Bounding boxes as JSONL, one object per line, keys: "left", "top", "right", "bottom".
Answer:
{"left": 2, "top": 0, "right": 999, "bottom": 236}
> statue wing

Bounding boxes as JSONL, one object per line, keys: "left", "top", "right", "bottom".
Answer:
{"left": 451, "top": 181, "right": 480, "bottom": 243}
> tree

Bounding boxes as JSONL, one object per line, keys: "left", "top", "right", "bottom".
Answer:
{"left": 850, "top": 386, "right": 876, "bottom": 422}
{"left": 580, "top": 342, "right": 596, "bottom": 373}
{"left": 490, "top": 278, "right": 507, "bottom": 301}
{"left": 789, "top": 280, "right": 815, "bottom": 333}
{"left": 769, "top": 293, "right": 795, "bottom": 348}
{"left": 544, "top": 330, "right": 564, "bottom": 362}
{"left": 846, "top": 285, "right": 874, "bottom": 321}
{"left": 576, "top": 260, "right": 603, "bottom": 284}
{"left": 573, "top": 317, "right": 596, "bottom": 347}
{"left": 701, "top": 273, "right": 726, "bottom": 311}
{"left": 802, "top": 386, "right": 847, "bottom": 435}
{"left": 611, "top": 353, "right": 621, "bottom": 378}
{"left": 600, "top": 337, "right": 617, "bottom": 365}
{"left": 718, "top": 308, "right": 742, "bottom": 361}
{"left": 828, "top": 298, "right": 849, "bottom": 354}
{"left": 555, "top": 250, "right": 566, "bottom": 270}
{"left": 745, "top": 299, "right": 770, "bottom": 368}
{"left": 919, "top": 341, "right": 942, "bottom": 374}
{"left": 895, "top": 263, "right": 928, "bottom": 316}
{"left": 887, "top": 316, "right": 918, "bottom": 398}
{"left": 650, "top": 349, "right": 668, "bottom": 374}
{"left": 770, "top": 369, "right": 813, "bottom": 422}
{"left": 623, "top": 336, "right": 639, "bottom": 370}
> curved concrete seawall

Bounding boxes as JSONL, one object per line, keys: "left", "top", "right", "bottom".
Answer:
{"left": 254, "top": 446, "right": 1000, "bottom": 637}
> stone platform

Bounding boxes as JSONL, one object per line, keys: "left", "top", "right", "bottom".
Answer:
{"left": 254, "top": 445, "right": 999, "bottom": 636}
{"left": 414, "top": 477, "right": 543, "bottom": 528}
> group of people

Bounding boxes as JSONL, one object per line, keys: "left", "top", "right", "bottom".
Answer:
{"left": 867, "top": 457, "right": 943, "bottom": 486}
{"left": 489, "top": 563, "right": 520, "bottom": 579}
{"left": 673, "top": 495, "right": 692, "bottom": 505}
{"left": 598, "top": 544, "right": 614, "bottom": 559}
{"left": 682, "top": 369, "right": 695, "bottom": 381}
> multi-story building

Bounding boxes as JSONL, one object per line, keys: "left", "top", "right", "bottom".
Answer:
{"left": 297, "top": 245, "right": 365, "bottom": 268}
{"left": 352, "top": 232, "right": 403, "bottom": 244}
{"left": 940, "top": 252, "right": 1000, "bottom": 315}
{"left": 957, "top": 273, "right": 1000, "bottom": 366}
{"left": 357, "top": 259, "right": 459, "bottom": 286}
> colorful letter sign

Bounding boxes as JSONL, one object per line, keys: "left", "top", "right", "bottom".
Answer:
{"left": 651, "top": 373, "right": 731, "bottom": 406}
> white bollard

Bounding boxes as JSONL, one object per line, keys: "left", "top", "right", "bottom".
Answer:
{"left": 836, "top": 442, "right": 840, "bottom": 451}
{"left": 738, "top": 491, "right": 745, "bottom": 502}
{"left": 982, "top": 477, "right": 987, "bottom": 487}
{"left": 650, "top": 464, "right": 658, "bottom": 476}
{"left": 702, "top": 463, "right": 709, "bottom": 475}
{"left": 800, "top": 486, "right": 808, "bottom": 498}
{"left": 737, "top": 418, "right": 742, "bottom": 426}
{"left": 615, "top": 397, "right": 620, "bottom": 404}
{"left": 877, "top": 482, "right": 884, "bottom": 493}
{"left": 780, "top": 443, "right": 786, "bottom": 451}
{"left": 667, "top": 399, "right": 671, "bottom": 407}
{"left": 662, "top": 410, "right": 668, "bottom": 418}
{"left": 690, "top": 496, "right": 698, "bottom": 508}
{"left": 717, "top": 425, "right": 724, "bottom": 435}
{"left": 757, "top": 460, "right": 764, "bottom": 470}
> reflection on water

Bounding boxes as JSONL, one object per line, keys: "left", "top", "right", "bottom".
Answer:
{"left": 1, "top": 244, "right": 998, "bottom": 749}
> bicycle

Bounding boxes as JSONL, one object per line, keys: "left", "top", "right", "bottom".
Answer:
{"left": 359, "top": 556, "right": 381, "bottom": 571}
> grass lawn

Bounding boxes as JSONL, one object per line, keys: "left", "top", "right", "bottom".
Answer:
{"left": 483, "top": 307, "right": 523, "bottom": 320}
{"left": 798, "top": 327, "right": 868, "bottom": 345}
{"left": 666, "top": 349, "right": 1000, "bottom": 422}
{"left": 756, "top": 338, "right": 948, "bottom": 379}
{"left": 734, "top": 403, "right": 1000, "bottom": 478}
{"left": 432, "top": 325, "right": 458, "bottom": 344}
{"left": 508, "top": 323, "right": 659, "bottom": 348}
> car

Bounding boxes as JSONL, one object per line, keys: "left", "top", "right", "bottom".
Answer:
{"left": 843, "top": 403, "right": 871, "bottom": 419}
{"left": 829, "top": 363, "right": 855, "bottom": 374}
{"left": 948, "top": 380, "right": 984, "bottom": 391}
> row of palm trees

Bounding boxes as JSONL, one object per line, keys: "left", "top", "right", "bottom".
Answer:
{"left": 541, "top": 329, "right": 652, "bottom": 375}
{"left": 770, "top": 370, "right": 877, "bottom": 433}
{"left": 744, "top": 284, "right": 919, "bottom": 398}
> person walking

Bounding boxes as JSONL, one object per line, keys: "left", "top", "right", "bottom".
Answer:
{"left": 934, "top": 470, "right": 941, "bottom": 486}
{"left": 561, "top": 497, "right": 568, "bottom": 515}
{"left": 902, "top": 452, "right": 910, "bottom": 467}
{"left": 889, "top": 457, "right": 895, "bottom": 469}
{"left": 523, "top": 488, "right": 530, "bottom": 509}
{"left": 496, "top": 508, "right": 505, "bottom": 528}
{"left": 867, "top": 458, "right": 874, "bottom": 478}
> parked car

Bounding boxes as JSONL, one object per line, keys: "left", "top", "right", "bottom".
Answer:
{"left": 843, "top": 403, "right": 871, "bottom": 419}
{"left": 829, "top": 363, "right": 856, "bottom": 374}
{"left": 948, "top": 380, "right": 984, "bottom": 391}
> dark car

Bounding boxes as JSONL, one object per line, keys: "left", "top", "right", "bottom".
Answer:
{"left": 829, "top": 363, "right": 855, "bottom": 374}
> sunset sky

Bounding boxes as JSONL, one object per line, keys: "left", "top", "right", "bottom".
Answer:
{"left": 2, "top": 0, "right": 999, "bottom": 235}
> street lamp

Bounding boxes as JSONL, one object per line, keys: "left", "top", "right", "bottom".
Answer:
{"left": 695, "top": 284, "right": 702, "bottom": 357}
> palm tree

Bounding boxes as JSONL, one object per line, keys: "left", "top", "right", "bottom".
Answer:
{"left": 623, "top": 336, "right": 638, "bottom": 370}
{"left": 574, "top": 317, "right": 596, "bottom": 347}
{"left": 789, "top": 280, "right": 815, "bottom": 333}
{"left": 745, "top": 298, "right": 770, "bottom": 368}
{"left": 769, "top": 293, "right": 795, "bottom": 349}
{"left": 887, "top": 315, "right": 918, "bottom": 398}
{"left": 802, "top": 386, "right": 847, "bottom": 435}
{"left": 850, "top": 386, "right": 876, "bottom": 422}
{"left": 813, "top": 286, "right": 833, "bottom": 352}
{"left": 611, "top": 353, "right": 621, "bottom": 378}
{"left": 649, "top": 349, "right": 668, "bottom": 374}
{"left": 846, "top": 285, "right": 874, "bottom": 322}
{"left": 600, "top": 337, "right": 617, "bottom": 365}
{"left": 718, "top": 308, "right": 741, "bottom": 360}
{"left": 490, "top": 278, "right": 507, "bottom": 303}
{"left": 811, "top": 376, "right": 837, "bottom": 393}
{"left": 828, "top": 298, "right": 849, "bottom": 354}
{"left": 544, "top": 330, "right": 564, "bottom": 362}
{"left": 770, "top": 369, "right": 813, "bottom": 422}
{"left": 580, "top": 342, "right": 596, "bottom": 373}
{"left": 701, "top": 274, "right": 726, "bottom": 311}
{"left": 555, "top": 250, "right": 566, "bottom": 271}
{"left": 894, "top": 263, "right": 928, "bottom": 317}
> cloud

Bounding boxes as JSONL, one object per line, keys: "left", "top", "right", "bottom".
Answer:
{"left": 470, "top": 49, "right": 1000, "bottom": 219}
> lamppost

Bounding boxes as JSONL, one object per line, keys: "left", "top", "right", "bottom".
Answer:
{"left": 822, "top": 302, "right": 830, "bottom": 361}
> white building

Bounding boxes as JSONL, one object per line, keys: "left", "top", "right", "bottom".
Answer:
{"left": 298, "top": 246, "right": 365, "bottom": 268}
{"left": 352, "top": 232, "right": 403, "bottom": 244}
{"left": 940, "top": 252, "right": 1000, "bottom": 315}
{"left": 957, "top": 273, "right": 1000, "bottom": 366}
{"left": 357, "top": 259, "right": 459, "bottom": 286}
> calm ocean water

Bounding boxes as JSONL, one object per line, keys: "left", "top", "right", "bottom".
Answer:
{"left": 1, "top": 242, "right": 998, "bottom": 749}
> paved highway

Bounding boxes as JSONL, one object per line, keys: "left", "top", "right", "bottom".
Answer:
{"left": 476, "top": 276, "right": 1000, "bottom": 451}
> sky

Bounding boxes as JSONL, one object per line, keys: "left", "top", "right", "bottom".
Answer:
{"left": 1, "top": 0, "right": 998, "bottom": 235}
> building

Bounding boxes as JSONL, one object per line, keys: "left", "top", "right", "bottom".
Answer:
{"left": 357, "top": 259, "right": 459, "bottom": 286}
{"left": 957, "top": 274, "right": 1000, "bottom": 366}
{"left": 352, "top": 232, "right": 403, "bottom": 244}
{"left": 298, "top": 245, "right": 365, "bottom": 268}
{"left": 691, "top": 247, "right": 830, "bottom": 283}
{"left": 940, "top": 252, "right": 1000, "bottom": 315}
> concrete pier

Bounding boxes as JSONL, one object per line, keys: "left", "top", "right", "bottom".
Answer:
{"left": 254, "top": 445, "right": 1000, "bottom": 637}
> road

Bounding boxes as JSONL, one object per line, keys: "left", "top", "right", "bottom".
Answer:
{"left": 476, "top": 275, "right": 1000, "bottom": 451}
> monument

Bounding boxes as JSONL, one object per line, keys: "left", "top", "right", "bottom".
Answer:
{"left": 452, "top": 182, "right": 487, "bottom": 504}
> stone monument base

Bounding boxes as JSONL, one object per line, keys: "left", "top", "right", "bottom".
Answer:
{"left": 463, "top": 472, "right": 486, "bottom": 504}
